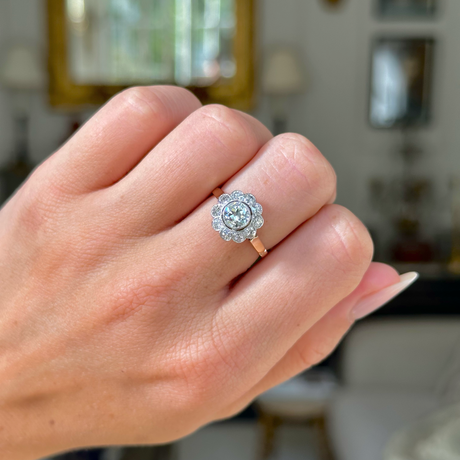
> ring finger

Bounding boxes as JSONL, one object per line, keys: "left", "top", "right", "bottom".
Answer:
{"left": 173, "top": 133, "right": 337, "bottom": 285}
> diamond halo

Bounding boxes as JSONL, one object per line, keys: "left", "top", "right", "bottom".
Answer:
{"left": 211, "top": 190, "right": 264, "bottom": 243}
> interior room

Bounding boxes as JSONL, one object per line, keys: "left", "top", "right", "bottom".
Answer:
{"left": 1, "top": 0, "right": 459, "bottom": 459}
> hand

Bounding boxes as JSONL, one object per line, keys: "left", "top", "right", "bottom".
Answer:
{"left": 0, "top": 86, "right": 398, "bottom": 459}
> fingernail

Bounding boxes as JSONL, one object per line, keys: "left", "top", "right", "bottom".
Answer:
{"left": 350, "top": 272, "right": 419, "bottom": 321}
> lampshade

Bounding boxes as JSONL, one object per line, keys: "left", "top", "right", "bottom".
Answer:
{"left": 1, "top": 44, "right": 46, "bottom": 90}
{"left": 262, "top": 48, "right": 306, "bottom": 96}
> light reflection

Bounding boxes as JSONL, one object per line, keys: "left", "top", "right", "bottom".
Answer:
{"left": 66, "top": 0, "right": 86, "bottom": 24}
{"left": 175, "top": 0, "right": 193, "bottom": 86}
{"left": 370, "top": 39, "right": 434, "bottom": 129}
{"left": 371, "top": 46, "right": 408, "bottom": 128}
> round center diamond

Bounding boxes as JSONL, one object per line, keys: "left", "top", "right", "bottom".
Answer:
{"left": 222, "top": 201, "right": 252, "bottom": 230}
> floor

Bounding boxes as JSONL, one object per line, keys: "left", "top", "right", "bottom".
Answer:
{"left": 44, "top": 422, "right": 320, "bottom": 460}
{"left": 176, "top": 422, "right": 320, "bottom": 460}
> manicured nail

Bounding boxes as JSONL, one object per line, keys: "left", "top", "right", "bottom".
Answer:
{"left": 350, "top": 272, "right": 419, "bottom": 321}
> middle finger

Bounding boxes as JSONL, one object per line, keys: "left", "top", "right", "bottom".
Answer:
{"left": 104, "top": 105, "right": 272, "bottom": 236}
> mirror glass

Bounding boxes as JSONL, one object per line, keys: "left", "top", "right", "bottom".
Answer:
{"left": 65, "top": 0, "right": 237, "bottom": 87}
{"left": 377, "top": 0, "right": 437, "bottom": 18}
{"left": 370, "top": 38, "right": 434, "bottom": 129}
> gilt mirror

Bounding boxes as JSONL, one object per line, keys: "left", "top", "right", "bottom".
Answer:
{"left": 47, "top": 0, "right": 255, "bottom": 109}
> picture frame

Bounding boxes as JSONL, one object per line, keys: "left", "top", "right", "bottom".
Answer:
{"left": 369, "top": 37, "right": 435, "bottom": 129}
{"left": 47, "top": 0, "right": 255, "bottom": 110}
{"left": 377, "top": 0, "right": 437, "bottom": 19}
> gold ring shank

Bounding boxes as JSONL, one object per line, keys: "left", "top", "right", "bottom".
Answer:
{"left": 250, "top": 236, "right": 268, "bottom": 258}
{"left": 212, "top": 188, "right": 268, "bottom": 258}
{"left": 212, "top": 188, "right": 224, "bottom": 198}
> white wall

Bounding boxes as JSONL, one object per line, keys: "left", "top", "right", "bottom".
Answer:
{"left": 0, "top": 0, "right": 459, "bottom": 239}
{"left": 255, "top": 0, "right": 460, "bottom": 241}
{"left": 0, "top": 0, "right": 14, "bottom": 159}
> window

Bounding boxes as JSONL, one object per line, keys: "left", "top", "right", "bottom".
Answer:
{"left": 48, "top": 0, "right": 254, "bottom": 108}
{"left": 66, "top": 0, "right": 236, "bottom": 87}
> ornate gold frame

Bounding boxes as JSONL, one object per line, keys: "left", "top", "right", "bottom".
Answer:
{"left": 47, "top": 0, "right": 255, "bottom": 110}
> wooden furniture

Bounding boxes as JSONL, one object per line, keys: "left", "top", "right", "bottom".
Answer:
{"left": 256, "top": 376, "right": 336, "bottom": 460}
{"left": 257, "top": 401, "right": 333, "bottom": 460}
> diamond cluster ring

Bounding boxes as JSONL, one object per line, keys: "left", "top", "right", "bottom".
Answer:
{"left": 211, "top": 188, "right": 268, "bottom": 258}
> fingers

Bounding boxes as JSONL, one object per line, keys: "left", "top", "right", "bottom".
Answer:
{"left": 43, "top": 86, "right": 202, "bottom": 194}
{"left": 218, "top": 264, "right": 399, "bottom": 418}
{"left": 206, "top": 205, "right": 373, "bottom": 399}
{"left": 221, "top": 263, "right": 400, "bottom": 416}
{"left": 106, "top": 105, "right": 272, "bottom": 234}
{"left": 174, "top": 133, "right": 337, "bottom": 285}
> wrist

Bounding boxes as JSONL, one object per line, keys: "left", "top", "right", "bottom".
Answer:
{"left": 0, "top": 401, "right": 54, "bottom": 460}
{"left": 0, "top": 364, "right": 68, "bottom": 460}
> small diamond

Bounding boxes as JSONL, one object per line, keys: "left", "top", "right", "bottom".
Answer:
{"left": 231, "top": 190, "right": 244, "bottom": 201}
{"left": 252, "top": 203, "right": 263, "bottom": 215}
{"left": 220, "top": 228, "right": 232, "bottom": 241}
{"left": 219, "top": 194, "right": 231, "bottom": 204}
{"left": 212, "top": 218, "right": 224, "bottom": 231}
{"left": 253, "top": 215, "right": 264, "bottom": 229}
{"left": 232, "top": 232, "right": 246, "bottom": 243}
{"left": 245, "top": 194, "right": 256, "bottom": 206}
{"left": 243, "top": 226, "right": 257, "bottom": 239}
{"left": 211, "top": 205, "right": 221, "bottom": 218}
{"left": 223, "top": 201, "right": 252, "bottom": 230}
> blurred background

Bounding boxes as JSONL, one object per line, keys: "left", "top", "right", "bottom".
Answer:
{"left": 1, "top": 0, "right": 460, "bottom": 459}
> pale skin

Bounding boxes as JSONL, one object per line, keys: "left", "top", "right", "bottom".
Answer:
{"left": 0, "top": 86, "right": 400, "bottom": 459}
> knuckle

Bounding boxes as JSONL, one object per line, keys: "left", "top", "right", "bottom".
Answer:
{"left": 14, "top": 170, "right": 68, "bottom": 233}
{"left": 269, "top": 133, "right": 337, "bottom": 201}
{"left": 294, "top": 344, "right": 325, "bottom": 369}
{"left": 182, "top": 371, "right": 217, "bottom": 411}
{"left": 216, "top": 400, "right": 252, "bottom": 421}
{"left": 198, "top": 103, "right": 240, "bottom": 128}
{"left": 171, "top": 325, "right": 247, "bottom": 407}
{"left": 322, "top": 205, "right": 374, "bottom": 269}
{"left": 114, "top": 86, "right": 200, "bottom": 128}
{"left": 105, "top": 259, "right": 196, "bottom": 324}
{"left": 170, "top": 353, "right": 220, "bottom": 412}
{"left": 180, "top": 342, "right": 238, "bottom": 396}
{"left": 295, "top": 333, "right": 344, "bottom": 370}
{"left": 196, "top": 104, "right": 255, "bottom": 151}
{"left": 115, "top": 86, "right": 169, "bottom": 125}
{"left": 108, "top": 275, "right": 177, "bottom": 323}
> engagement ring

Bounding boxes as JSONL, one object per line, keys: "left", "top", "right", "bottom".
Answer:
{"left": 211, "top": 188, "right": 268, "bottom": 258}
